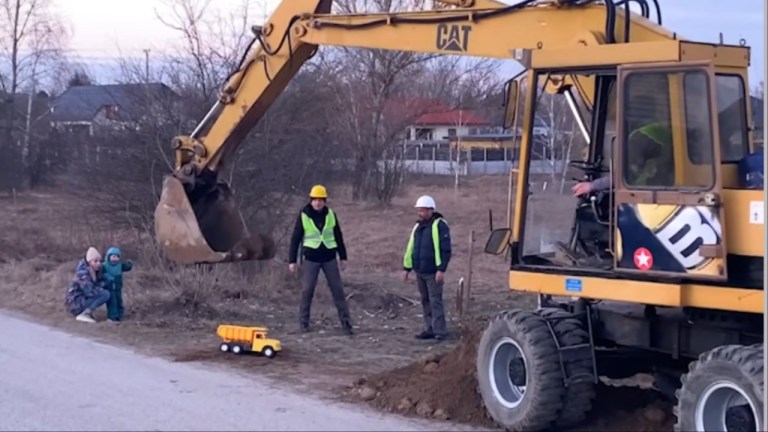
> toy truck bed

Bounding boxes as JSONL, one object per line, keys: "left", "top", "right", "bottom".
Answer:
{"left": 216, "top": 325, "right": 267, "bottom": 344}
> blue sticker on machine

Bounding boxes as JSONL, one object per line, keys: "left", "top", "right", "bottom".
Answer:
{"left": 565, "top": 278, "right": 583, "bottom": 292}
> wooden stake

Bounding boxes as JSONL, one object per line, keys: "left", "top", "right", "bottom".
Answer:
{"left": 466, "top": 230, "right": 475, "bottom": 315}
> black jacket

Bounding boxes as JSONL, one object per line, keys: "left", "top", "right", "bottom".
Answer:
{"left": 404, "top": 212, "right": 451, "bottom": 275}
{"left": 288, "top": 204, "right": 348, "bottom": 264}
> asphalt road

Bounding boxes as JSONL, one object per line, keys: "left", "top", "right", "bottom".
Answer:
{"left": 0, "top": 312, "right": 482, "bottom": 432}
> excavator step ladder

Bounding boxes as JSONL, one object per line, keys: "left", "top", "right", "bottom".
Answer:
{"left": 541, "top": 307, "right": 599, "bottom": 387}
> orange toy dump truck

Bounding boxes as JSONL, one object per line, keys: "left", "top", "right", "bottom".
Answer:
{"left": 216, "top": 324, "right": 282, "bottom": 359}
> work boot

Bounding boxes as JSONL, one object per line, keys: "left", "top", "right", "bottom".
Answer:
{"left": 415, "top": 330, "right": 434, "bottom": 340}
{"left": 299, "top": 322, "right": 310, "bottom": 333}
{"left": 341, "top": 321, "right": 354, "bottom": 336}
{"left": 434, "top": 333, "right": 449, "bottom": 342}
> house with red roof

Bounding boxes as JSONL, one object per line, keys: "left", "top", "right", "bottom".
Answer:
{"left": 406, "top": 107, "right": 492, "bottom": 141}
{"left": 381, "top": 97, "right": 493, "bottom": 141}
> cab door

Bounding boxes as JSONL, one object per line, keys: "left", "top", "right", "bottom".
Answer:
{"left": 613, "top": 61, "right": 728, "bottom": 281}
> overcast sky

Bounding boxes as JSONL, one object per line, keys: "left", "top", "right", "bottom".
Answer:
{"left": 55, "top": 0, "right": 765, "bottom": 87}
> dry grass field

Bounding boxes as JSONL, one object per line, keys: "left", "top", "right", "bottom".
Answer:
{"left": 0, "top": 174, "right": 673, "bottom": 430}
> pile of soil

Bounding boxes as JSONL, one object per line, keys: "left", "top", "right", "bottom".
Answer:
{"left": 344, "top": 328, "right": 494, "bottom": 427}
{"left": 344, "top": 327, "right": 676, "bottom": 431}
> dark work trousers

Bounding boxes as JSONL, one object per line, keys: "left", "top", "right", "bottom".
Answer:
{"left": 416, "top": 272, "right": 447, "bottom": 336}
{"left": 300, "top": 259, "right": 351, "bottom": 327}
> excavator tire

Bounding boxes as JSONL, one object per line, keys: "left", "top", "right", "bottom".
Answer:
{"left": 536, "top": 307, "right": 596, "bottom": 428}
{"left": 476, "top": 309, "right": 566, "bottom": 432}
{"left": 674, "top": 344, "right": 764, "bottom": 432}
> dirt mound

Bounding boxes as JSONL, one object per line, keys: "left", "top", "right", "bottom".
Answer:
{"left": 345, "top": 328, "right": 675, "bottom": 431}
{"left": 346, "top": 328, "right": 493, "bottom": 427}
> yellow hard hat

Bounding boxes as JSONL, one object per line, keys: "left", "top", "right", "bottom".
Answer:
{"left": 309, "top": 184, "right": 328, "bottom": 199}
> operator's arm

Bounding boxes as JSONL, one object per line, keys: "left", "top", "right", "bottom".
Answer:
{"left": 590, "top": 176, "right": 612, "bottom": 192}
{"left": 437, "top": 220, "right": 451, "bottom": 273}
{"left": 288, "top": 215, "right": 304, "bottom": 264}
{"left": 333, "top": 219, "right": 348, "bottom": 261}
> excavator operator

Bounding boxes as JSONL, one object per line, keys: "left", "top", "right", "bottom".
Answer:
{"left": 571, "top": 122, "right": 673, "bottom": 196}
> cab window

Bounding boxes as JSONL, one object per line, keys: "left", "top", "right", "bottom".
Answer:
{"left": 621, "top": 69, "right": 715, "bottom": 189}
{"left": 714, "top": 74, "right": 749, "bottom": 162}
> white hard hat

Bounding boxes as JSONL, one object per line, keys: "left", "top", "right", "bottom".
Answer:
{"left": 414, "top": 195, "right": 436, "bottom": 209}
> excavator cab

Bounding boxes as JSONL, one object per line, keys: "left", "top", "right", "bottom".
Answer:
{"left": 491, "top": 59, "right": 757, "bottom": 285}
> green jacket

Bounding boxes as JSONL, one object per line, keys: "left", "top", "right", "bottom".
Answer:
{"left": 627, "top": 123, "right": 674, "bottom": 186}
{"left": 102, "top": 247, "right": 133, "bottom": 291}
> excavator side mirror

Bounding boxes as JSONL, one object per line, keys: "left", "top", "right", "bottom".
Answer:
{"left": 502, "top": 80, "right": 519, "bottom": 130}
{"left": 484, "top": 228, "right": 511, "bottom": 255}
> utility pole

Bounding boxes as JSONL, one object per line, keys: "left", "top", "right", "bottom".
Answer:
{"left": 143, "top": 49, "right": 151, "bottom": 82}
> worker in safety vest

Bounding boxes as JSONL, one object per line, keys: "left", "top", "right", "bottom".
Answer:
{"left": 288, "top": 185, "right": 353, "bottom": 335}
{"left": 571, "top": 122, "right": 673, "bottom": 196}
{"left": 402, "top": 195, "right": 452, "bottom": 341}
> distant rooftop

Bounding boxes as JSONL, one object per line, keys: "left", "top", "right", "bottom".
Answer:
{"left": 50, "top": 83, "right": 179, "bottom": 123}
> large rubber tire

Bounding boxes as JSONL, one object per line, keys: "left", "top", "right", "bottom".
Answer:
{"left": 476, "top": 309, "right": 566, "bottom": 432}
{"left": 536, "top": 307, "right": 596, "bottom": 428}
{"left": 674, "top": 344, "right": 764, "bottom": 432}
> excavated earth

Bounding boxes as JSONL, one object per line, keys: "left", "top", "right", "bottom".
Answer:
{"left": 340, "top": 326, "right": 676, "bottom": 431}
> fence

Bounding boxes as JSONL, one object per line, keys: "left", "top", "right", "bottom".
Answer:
{"left": 397, "top": 140, "right": 565, "bottom": 176}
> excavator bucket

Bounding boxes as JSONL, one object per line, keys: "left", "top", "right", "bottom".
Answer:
{"left": 154, "top": 176, "right": 276, "bottom": 264}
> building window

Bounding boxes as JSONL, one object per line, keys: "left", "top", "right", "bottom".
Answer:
{"left": 415, "top": 128, "right": 432, "bottom": 140}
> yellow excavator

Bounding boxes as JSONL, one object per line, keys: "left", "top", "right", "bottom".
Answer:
{"left": 153, "top": 0, "right": 765, "bottom": 431}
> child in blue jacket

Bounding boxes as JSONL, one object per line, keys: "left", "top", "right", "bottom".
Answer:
{"left": 103, "top": 247, "right": 133, "bottom": 322}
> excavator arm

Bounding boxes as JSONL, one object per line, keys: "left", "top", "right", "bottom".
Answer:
{"left": 154, "top": 0, "right": 678, "bottom": 264}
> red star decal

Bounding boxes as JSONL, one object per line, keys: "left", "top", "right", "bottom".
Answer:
{"left": 633, "top": 247, "right": 653, "bottom": 271}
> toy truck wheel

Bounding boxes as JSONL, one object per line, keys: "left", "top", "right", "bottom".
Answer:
{"left": 674, "top": 344, "right": 764, "bottom": 432}
{"left": 232, "top": 345, "right": 243, "bottom": 355}
{"left": 476, "top": 309, "right": 566, "bottom": 432}
{"left": 262, "top": 346, "right": 276, "bottom": 359}
{"left": 219, "top": 343, "right": 230, "bottom": 352}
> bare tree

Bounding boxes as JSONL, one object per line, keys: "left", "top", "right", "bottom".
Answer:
{"left": 0, "top": 0, "right": 68, "bottom": 94}
{"left": 751, "top": 81, "right": 764, "bottom": 99}
{"left": 320, "top": 0, "right": 502, "bottom": 203}
{"left": 0, "top": 0, "right": 68, "bottom": 189}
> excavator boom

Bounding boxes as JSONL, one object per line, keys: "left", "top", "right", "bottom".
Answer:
{"left": 154, "top": 0, "right": 682, "bottom": 264}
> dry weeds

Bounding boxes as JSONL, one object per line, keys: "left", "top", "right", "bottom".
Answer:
{"left": 0, "top": 176, "right": 666, "bottom": 431}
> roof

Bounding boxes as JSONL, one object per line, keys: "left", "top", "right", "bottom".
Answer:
{"left": 383, "top": 97, "right": 490, "bottom": 127}
{"left": 416, "top": 109, "right": 490, "bottom": 126}
{"left": 50, "top": 83, "right": 179, "bottom": 123}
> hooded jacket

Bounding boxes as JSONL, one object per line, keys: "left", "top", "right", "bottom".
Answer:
{"left": 404, "top": 212, "right": 451, "bottom": 275}
{"left": 64, "top": 259, "right": 110, "bottom": 316}
{"left": 288, "top": 203, "right": 348, "bottom": 264}
{"left": 102, "top": 247, "right": 133, "bottom": 290}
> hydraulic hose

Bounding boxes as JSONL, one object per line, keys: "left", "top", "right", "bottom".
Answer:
{"left": 603, "top": 0, "right": 616, "bottom": 44}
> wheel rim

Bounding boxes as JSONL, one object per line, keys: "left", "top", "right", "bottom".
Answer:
{"left": 695, "top": 380, "right": 761, "bottom": 431}
{"left": 488, "top": 337, "right": 528, "bottom": 408}
{"left": 220, "top": 344, "right": 228, "bottom": 352}
{"left": 233, "top": 346, "right": 241, "bottom": 354}
{"left": 265, "top": 348, "right": 274, "bottom": 357}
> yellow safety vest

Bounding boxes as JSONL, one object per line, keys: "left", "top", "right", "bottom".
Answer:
{"left": 301, "top": 209, "right": 338, "bottom": 249}
{"left": 628, "top": 123, "right": 674, "bottom": 186}
{"left": 403, "top": 218, "right": 445, "bottom": 269}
